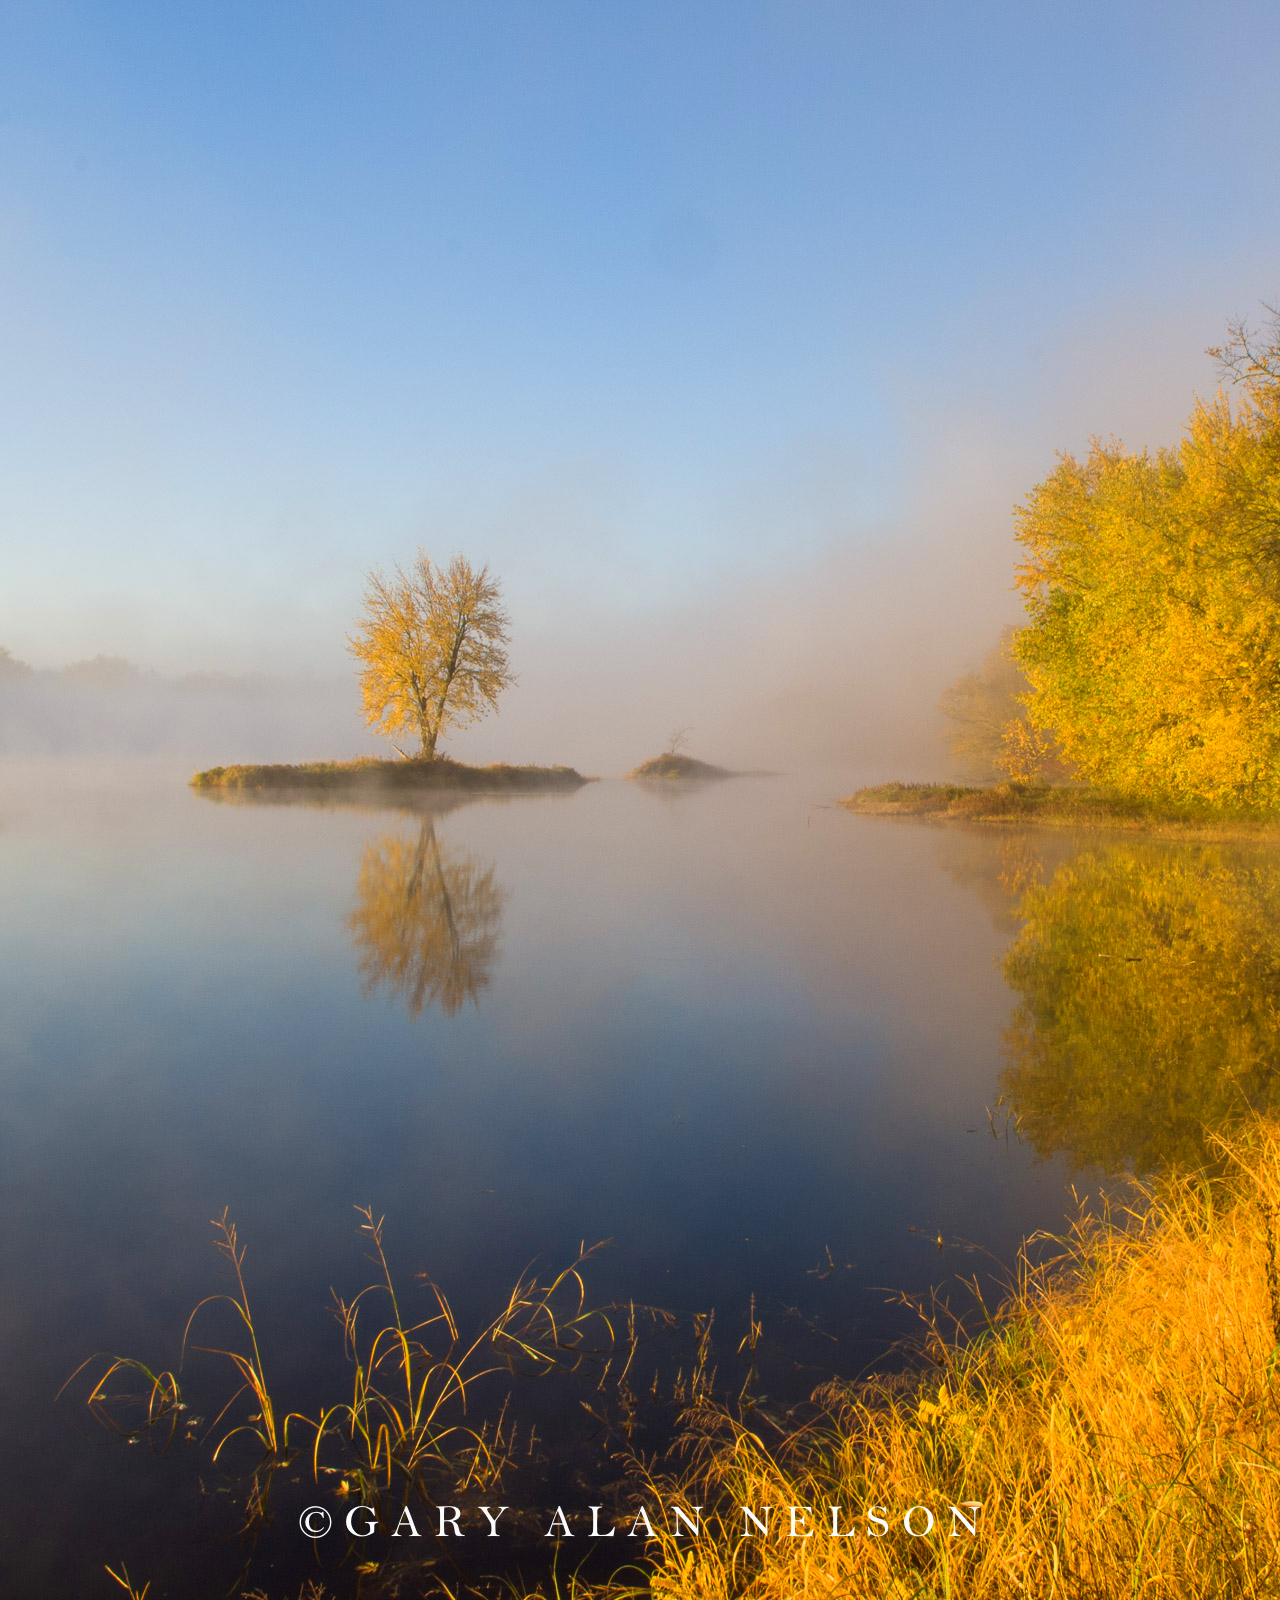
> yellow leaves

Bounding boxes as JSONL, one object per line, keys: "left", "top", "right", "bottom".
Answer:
{"left": 1000, "top": 717, "right": 1058, "bottom": 784}
{"left": 939, "top": 632, "right": 1072, "bottom": 782}
{"left": 1011, "top": 376, "right": 1280, "bottom": 810}
{"left": 917, "top": 1386, "right": 954, "bottom": 1424}
{"left": 347, "top": 551, "right": 515, "bottom": 758}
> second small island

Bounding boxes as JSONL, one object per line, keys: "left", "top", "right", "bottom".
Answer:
{"left": 624, "top": 753, "right": 732, "bottom": 780}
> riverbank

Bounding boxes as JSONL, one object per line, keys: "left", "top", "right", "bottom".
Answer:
{"left": 625, "top": 1120, "right": 1280, "bottom": 1600}
{"left": 841, "top": 781, "right": 1280, "bottom": 837}
{"left": 190, "top": 755, "right": 591, "bottom": 794}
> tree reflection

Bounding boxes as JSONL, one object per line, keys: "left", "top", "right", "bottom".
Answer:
{"left": 999, "top": 843, "right": 1280, "bottom": 1172}
{"left": 346, "top": 821, "right": 506, "bottom": 1018}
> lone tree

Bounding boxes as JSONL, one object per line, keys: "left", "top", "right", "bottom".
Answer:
{"left": 348, "top": 552, "right": 515, "bottom": 759}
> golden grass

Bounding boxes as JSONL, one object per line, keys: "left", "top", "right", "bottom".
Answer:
{"left": 622, "top": 1123, "right": 1280, "bottom": 1600}
{"left": 104, "top": 1563, "right": 150, "bottom": 1599}
{"left": 74, "top": 1130, "right": 1280, "bottom": 1597}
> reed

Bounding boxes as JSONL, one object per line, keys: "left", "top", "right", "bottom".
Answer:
{"left": 104, "top": 1563, "right": 150, "bottom": 1599}
{"left": 300, "top": 1208, "right": 621, "bottom": 1511}
{"left": 70, "top": 1208, "right": 642, "bottom": 1537}
{"left": 81, "top": 1130, "right": 1280, "bottom": 1597}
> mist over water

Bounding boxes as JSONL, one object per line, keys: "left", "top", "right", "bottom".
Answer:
{"left": 1, "top": 290, "right": 1241, "bottom": 781}
{"left": 0, "top": 673, "right": 376, "bottom": 764}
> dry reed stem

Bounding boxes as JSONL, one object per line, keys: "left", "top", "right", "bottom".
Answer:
{"left": 72, "top": 1207, "right": 638, "bottom": 1533}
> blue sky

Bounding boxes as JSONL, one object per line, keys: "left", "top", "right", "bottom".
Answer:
{"left": 2, "top": 1, "right": 1280, "bottom": 760}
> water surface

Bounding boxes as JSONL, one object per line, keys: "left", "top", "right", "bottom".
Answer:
{"left": 5, "top": 763, "right": 1244, "bottom": 1595}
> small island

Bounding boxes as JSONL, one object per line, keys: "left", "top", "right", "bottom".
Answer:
{"left": 193, "top": 554, "right": 591, "bottom": 799}
{"left": 191, "top": 755, "right": 589, "bottom": 795}
{"left": 624, "top": 752, "right": 732, "bottom": 780}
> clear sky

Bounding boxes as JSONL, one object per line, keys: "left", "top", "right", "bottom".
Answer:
{"left": 3, "top": 1, "right": 1280, "bottom": 763}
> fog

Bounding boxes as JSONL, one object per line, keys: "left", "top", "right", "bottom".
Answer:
{"left": 0, "top": 296, "right": 1240, "bottom": 779}
{"left": 0, "top": 665, "right": 376, "bottom": 767}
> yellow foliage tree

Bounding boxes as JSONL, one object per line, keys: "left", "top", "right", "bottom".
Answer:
{"left": 1012, "top": 312, "right": 1280, "bottom": 809}
{"left": 347, "top": 552, "right": 515, "bottom": 759}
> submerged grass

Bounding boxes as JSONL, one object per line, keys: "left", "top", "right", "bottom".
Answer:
{"left": 841, "top": 780, "right": 1280, "bottom": 836}
{"left": 191, "top": 756, "right": 590, "bottom": 794}
{"left": 620, "top": 1121, "right": 1280, "bottom": 1600}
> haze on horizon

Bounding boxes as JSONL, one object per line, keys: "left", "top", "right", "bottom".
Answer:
{"left": 3, "top": 1, "right": 1280, "bottom": 774}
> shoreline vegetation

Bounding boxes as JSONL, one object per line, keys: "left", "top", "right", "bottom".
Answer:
{"left": 190, "top": 755, "right": 591, "bottom": 795}
{"left": 622, "top": 1121, "right": 1280, "bottom": 1600}
{"left": 625, "top": 752, "right": 733, "bottom": 780}
{"left": 840, "top": 781, "right": 1280, "bottom": 838}
{"left": 225, "top": 1123, "right": 1280, "bottom": 1599}
{"left": 934, "top": 316, "right": 1280, "bottom": 812}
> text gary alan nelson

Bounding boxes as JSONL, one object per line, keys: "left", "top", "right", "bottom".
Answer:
{"left": 305, "top": 1502, "right": 982, "bottom": 1541}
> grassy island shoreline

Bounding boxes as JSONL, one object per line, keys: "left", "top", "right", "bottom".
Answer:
{"left": 191, "top": 755, "right": 591, "bottom": 794}
{"left": 841, "top": 781, "right": 1280, "bottom": 839}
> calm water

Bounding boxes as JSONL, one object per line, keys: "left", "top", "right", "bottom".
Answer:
{"left": 3, "top": 763, "right": 1268, "bottom": 1596}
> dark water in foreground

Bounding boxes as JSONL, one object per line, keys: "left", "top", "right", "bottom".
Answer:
{"left": 3, "top": 764, "right": 1273, "bottom": 1597}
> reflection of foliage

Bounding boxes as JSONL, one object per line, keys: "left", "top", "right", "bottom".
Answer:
{"left": 346, "top": 821, "right": 505, "bottom": 1017}
{"left": 1001, "top": 844, "right": 1280, "bottom": 1172}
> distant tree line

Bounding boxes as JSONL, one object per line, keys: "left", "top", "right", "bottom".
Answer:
{"left": 943, "top": 307, "right": 1280, "bottom": 807}
{"left": 0, "top": 649, "right": 290, "bottom": 694}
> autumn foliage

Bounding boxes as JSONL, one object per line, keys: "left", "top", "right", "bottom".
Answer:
{"left": 1011, "top": 316, "right": 1280, "bottom": 809}
{"left": 348, "top": 552, "right": 515, "bottom": 759}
